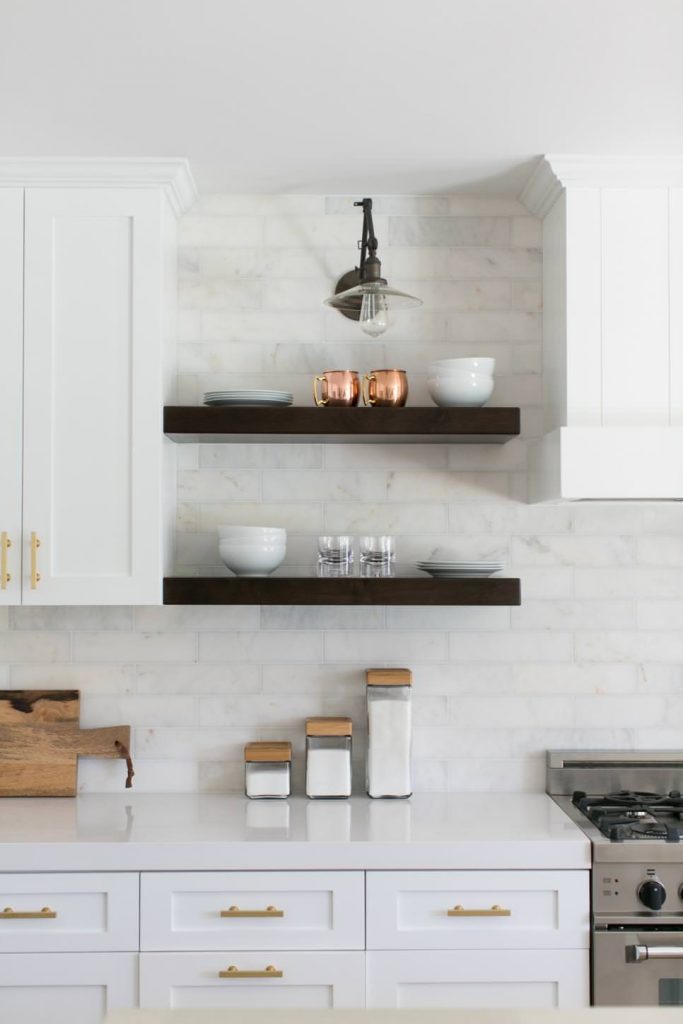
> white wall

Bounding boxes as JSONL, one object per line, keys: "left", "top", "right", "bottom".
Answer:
{"left": 3, "top": 193, "right": 682, "bottom": 795}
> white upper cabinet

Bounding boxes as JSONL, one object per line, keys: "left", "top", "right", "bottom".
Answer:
{"left": 522, "top": 156, "right": 683, "bottom": 500}
{"left": 0, "top": 189, "right": 23, "bottom": 605}
{"left": 0, "top": 160, "right": 196, "bottom": 604}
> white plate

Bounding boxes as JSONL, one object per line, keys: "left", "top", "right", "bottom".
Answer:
{"left": 413, "top": 565, "right": 505, "bottom": 573}
{"left": 419, "top": 569, "right": 502, "bottom": 578}
{"left": 204, "top": 392, "right": 292, "bottom": 398}
{"left": 204, "top": 398, "right": 293, "bottom": 407}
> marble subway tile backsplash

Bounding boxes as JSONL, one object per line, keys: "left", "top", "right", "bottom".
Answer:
{"left": 2, "top": 193, "right": 683, "bottom": 794}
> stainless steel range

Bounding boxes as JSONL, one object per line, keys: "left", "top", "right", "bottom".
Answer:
{"left": 548, "top": 749, "right": 683, "bottom": 1007}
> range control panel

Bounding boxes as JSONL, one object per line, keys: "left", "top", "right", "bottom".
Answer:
{"left": 595, "top": 863, "right": 683, "bottom": 916}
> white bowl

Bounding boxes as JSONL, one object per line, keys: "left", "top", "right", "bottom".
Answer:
{"left": 219, "top": 539, "right": 286, "bottom": 577}
{"left": 427, "top": 373, "right": 495, "bottom": 408}
{"left": 429, "top": 357, "right": 495, "bottom": 376}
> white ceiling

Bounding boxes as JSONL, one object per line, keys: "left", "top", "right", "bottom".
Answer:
{"left": 2, "top": 0, "right": 683, "bottom": 196}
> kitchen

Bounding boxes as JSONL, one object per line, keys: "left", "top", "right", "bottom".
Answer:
{"left": 1, "top": 0, "right": 683, "bottom": 1020}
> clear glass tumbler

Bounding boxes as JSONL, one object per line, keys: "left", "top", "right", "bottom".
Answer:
{"left": 317, "top": 535, "right": 353, "bottom": 572}
{"left": 359, "top": 536, "right": 395, "bottom": 568}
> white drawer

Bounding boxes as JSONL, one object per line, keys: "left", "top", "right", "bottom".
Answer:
{"left": 139, "top": 951, "right": 365, "bottom": 1009}
{"left": 366, "top": 949, "right": 589, "bottom": 1009}
{"left": 0, "top": 873, "right": 139, "bottom": 953}
{"left": 0, "top": 952, "right": 138, "bottom": 1022}
{"left": 140, "top": 871, "right": 364, "bottom": 951}
{"left": 366, "top": 870, "right": 589, "bottom": 950}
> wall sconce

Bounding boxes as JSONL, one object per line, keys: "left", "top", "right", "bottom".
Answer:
{"left": 324, "top": 197, "right": 422, "bottom": 337}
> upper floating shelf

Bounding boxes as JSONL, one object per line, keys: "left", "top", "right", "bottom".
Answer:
{"left": 164, "top": 406, "right": 521, "bottom": 444}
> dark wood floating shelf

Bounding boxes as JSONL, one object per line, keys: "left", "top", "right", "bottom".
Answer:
{"left": 164, "top": 406, "right": 521, "bottom": 444}
{"left": 163, "top": 576, "right": 521, "bottom": 607}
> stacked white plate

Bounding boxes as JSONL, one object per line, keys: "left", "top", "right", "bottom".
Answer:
{"left": 416, "top": 559, "right": 505, "bottom": 578}
{"left": 203, "top": 390, "right": 293, "bottom": 407}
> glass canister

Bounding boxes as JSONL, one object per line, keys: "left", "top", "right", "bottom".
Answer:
{"left": 244, "top": 741, "right": 291, "bottom": 799}
{"left": 366, "top": 668, "right": 413, "bottom": 798}
{"left": 305, "top": 717, "right": 353, "bottom": 798}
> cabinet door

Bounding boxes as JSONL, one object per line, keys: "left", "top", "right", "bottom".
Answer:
{"left": 139, "top": 951, "right": 365, "bottom": 1009}
{"left": 22, "top": 188, "right": 166, "bottom": 604}
{"left": 367, "top": 949, "right": 589, "bottom": 1009}
{"left": 0, "top": 189, "right": 24, "bottom": 605}
{"left": 0, "top": 952, "right": 137, "bottom": 1023}
{"left": 0, "top": 872, "right": 139, "bottom": 953}
{"left": 141, "top": 870, "right": 365, "bottom": 951}
{"left": 366, "top": 869, "right": 589, "bottom": 950}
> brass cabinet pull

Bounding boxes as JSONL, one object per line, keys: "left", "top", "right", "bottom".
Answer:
{"left": 0, "top": 533, "right": 10, "bottom": 589}
{"left": 219, "top": 965, "right": 283, "bottom": 979}
{"left": 0, "top": 906, "right": 57, "bottom": 920}
{"left": 220, "top": 905, "right": 284, "bottom": 918}
{"left": 30, "top": 532, "right": 41, "bottom": 589}
{"left": 448, "top": 904, "right": 511, "bottom": 917}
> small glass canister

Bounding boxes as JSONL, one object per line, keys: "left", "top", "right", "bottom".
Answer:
{"left": 244, "top": 741, "right": 291, "bottom": 799}
{"left": 366, "top": 668, "right": 412, "bottom": 799}
{"left": 305, "top": 717, "right": 352, "bottom": 799}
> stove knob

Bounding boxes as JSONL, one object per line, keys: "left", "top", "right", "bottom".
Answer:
{"left": 638, "top": 879, "right": 666, "bottom": 910}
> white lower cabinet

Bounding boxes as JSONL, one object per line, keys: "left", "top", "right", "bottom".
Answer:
{"left": 0, "top": 952, "right": 137, "bottom": 1022}
{"left": 0, "top": 865, "right": 590, "bottom": 1017}
{"left": 366, "top": 949, "right": 589, "bottom": 1009}
{"left": 139, "top": 951, "right": 365, "bottom": 1009}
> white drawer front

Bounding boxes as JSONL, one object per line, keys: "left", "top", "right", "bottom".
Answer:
{"left": 0, "top": 952, "right": 137, "bottom": 1022}
{"left": 139, "top": 951, "right": 365, "bottom": 1009}
{"left": 0, "top": 873, "right": 139, "bottom": 952}
{"left": 141, "top": 871, "right": 364, "bottom": 951}
{"left": 367, "top": 949, "right": 589, "bottom": 1009}
{"left": 366, "top": 870, "right": 589, "bottom": 949}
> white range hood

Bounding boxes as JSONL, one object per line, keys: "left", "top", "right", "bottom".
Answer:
{"left": 522, "top": 156, "right": 683, "bottom": 501}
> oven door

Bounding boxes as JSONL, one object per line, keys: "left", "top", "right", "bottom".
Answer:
{"left": 594, "top": 927, "right": 683, "bottom": 1006}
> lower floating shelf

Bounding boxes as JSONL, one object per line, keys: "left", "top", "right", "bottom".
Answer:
{"left": 163, "top": 576, "right": 521, "bottom": 606}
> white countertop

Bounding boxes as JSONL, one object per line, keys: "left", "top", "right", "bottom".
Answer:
{"left": 106, "top": 1011, "right": 683, "bottom": 1024}
{"left": 0, "top": 793, "right": 589, "bottom": 871}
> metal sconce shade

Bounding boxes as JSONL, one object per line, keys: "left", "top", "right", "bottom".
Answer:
{"left": 323, "top": 198, "right": 422, "bottom": 336}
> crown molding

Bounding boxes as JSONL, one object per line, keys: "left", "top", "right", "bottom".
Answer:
{"left": 0, "top": 158, "right": 198, "bottom": 215}
{"left": 521, "top": 154, "right": 683, "bottom": 217}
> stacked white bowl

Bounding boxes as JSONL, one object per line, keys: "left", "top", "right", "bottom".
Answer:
{"left": 218, "top": 526, "right": 287, "bottom": 577}
{"left": 427, "top": 357, "right": 495, "bottom": 408}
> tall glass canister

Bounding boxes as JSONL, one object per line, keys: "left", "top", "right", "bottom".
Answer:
{"left": 305, "top": 717, "right": 353, "bottom": 798}
{"left": 244, "top": 741, "right": 292, "bottom": 799}
{"left": 366, "top": 668, "right": 413, "bottom": 798}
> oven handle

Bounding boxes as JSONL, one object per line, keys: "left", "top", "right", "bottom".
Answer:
{"left": 628, "top": 944, "right": 683, "bottom": 963}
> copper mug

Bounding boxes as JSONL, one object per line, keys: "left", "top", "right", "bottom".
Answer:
{"left": 313, "top": 370, "right": 360, "bottom": 407}
{"left": 362, "top": 369, "right": 409, "bottom": 407}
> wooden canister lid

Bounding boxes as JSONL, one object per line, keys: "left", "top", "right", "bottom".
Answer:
{"left": 365, "top": 668, "right": 413, "bottom": 686}
{"left": 306, "top": 716, "right": 353, "bottom": 737}
{"left": 244, "top": 741, "right": 292, "bottom": 763}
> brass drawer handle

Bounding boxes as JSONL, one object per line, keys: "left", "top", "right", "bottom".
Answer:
{"left": 220, "top": 905, "right": 284, "bottom": 918}
{"left": 30, "top": 532, "right": 41, "bottom": 589}
{"left": 219, "top": 965, "right": 283, "bottom": 979}
{"left": 0, "top": 906, "right": 57, "bottom": 920}
{"left": 0, "top": 533, "right": 10, "bottom": 589}
{"left": 448, "top": 904, "right": 511, "bottom": 917}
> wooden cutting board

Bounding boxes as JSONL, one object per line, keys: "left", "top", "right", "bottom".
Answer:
{"left": 0, "top": 690, "right": 132, "bottom": 797}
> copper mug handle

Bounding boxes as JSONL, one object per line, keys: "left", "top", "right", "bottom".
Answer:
{"left": 362, "top": 374, "right": 377, "bottom": 407}
{"left": 313, "top": 375, "right": 328, "bottom": 407}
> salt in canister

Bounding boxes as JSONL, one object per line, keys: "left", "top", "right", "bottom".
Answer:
{"left": 366, "top": 668, "right": 412, "bottom": 798}
{"left": 305, "top": 717, "right": 353, "bottom": 798}
{"left": 244, "top": 741, "right": 292, "bottom": 799}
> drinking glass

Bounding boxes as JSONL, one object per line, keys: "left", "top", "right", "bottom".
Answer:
{"left": 317, "top": 535, "right": 353, "bottom": 571}
{"left": 359, "top": 535, "right": 395, "bottom": 567}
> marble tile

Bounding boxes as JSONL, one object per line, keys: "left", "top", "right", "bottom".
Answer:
{"left": 72, "top": 632, "right": 196, "bottom": 663}
{"left": 388, "top": 217, "right": 511, "bottom": 247}
{"left": 0, "top": 632, "right": 70, "bottom": 662}
{"left": 178, "top": 216, "right": 263, "bottom": 247}
{"left": 9, "top": 606, "right": 132, "bottom": 630}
